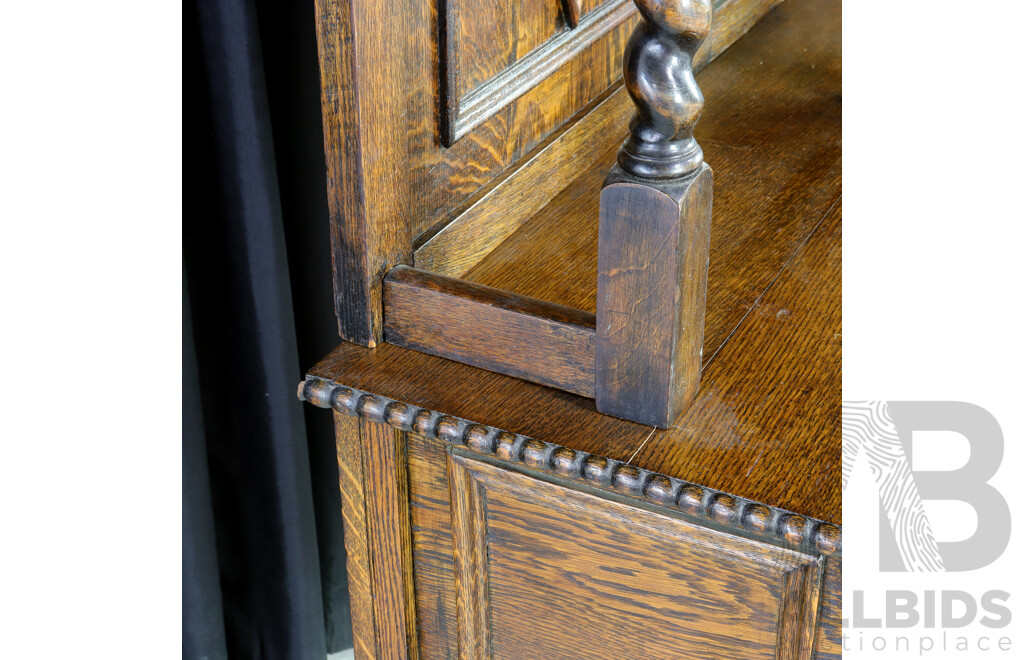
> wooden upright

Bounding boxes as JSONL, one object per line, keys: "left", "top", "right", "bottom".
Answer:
{"left": 596, "top": 0, "right": 715, "bottom": 427}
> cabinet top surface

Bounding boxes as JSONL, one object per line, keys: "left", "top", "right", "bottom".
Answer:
{"left": 308, "top": 0, "right": 840, "bottom": 525}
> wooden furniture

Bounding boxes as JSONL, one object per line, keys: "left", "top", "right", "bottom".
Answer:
{"left": 302, "top": 0, "right": 841, "bottom": 656}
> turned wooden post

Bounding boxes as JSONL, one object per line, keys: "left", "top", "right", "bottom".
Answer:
{"left": 596, "top": 0, "right": 714, "bottom": 428}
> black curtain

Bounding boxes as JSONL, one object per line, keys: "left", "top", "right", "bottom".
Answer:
{"left": 184, "top": 0, "right": 351, "bottom": 656}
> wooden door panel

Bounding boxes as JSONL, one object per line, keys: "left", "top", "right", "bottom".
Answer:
{"left": 447, "top": 451, "right": 823, "bottom": 659}
{"left": 444, "top": 0, "right": 632, "bottom": 144}
{"left": 454, "top": 0, "right": 564, "bottom": 99}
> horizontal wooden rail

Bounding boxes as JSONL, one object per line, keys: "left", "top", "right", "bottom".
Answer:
{"left": 383, "top": 266, "right": 596, "bottom": 397}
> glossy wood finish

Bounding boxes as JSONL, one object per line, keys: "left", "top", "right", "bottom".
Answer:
{"left": 317, "top": 0, "right": 782, "bottom": 343}
{"left": 309, "top": 0, "right": 842, "bottom": 525}
{"left": 596, "top": 165, "right": 713, "bottom": 426}
{"left": 634, "top": 200, "right": 841, "bottom": 510}
{"left": 383, "top": 266, "right": 596, "bottom": 397}
{"left": 618, "top": 0, "right": 712, "bottom": 179}
{"left": 444, "top": 0, "right": 634, "bottom": 144}
{"left": 311, "top": 1, "right": 841, "bottom": 657}
{"left": 463, "top": 0, "right": 840, "bottom": 323}
{"left": 592, "top": 0, "right": 716, "bottom": 426}
{"left": 446, "top": 450, "right": 823, "bottom": 659}
{"left": 315, "top": 0, "right": 635, "bottom": 344}
{"left": 416, "top": 0, "right": 783, "bottom": 280}
{"left": 315, "top": 0, "right": 407, "bottom": 345}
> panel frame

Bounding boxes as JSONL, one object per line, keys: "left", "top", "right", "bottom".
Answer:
{"left": 446, "top": 448, "right": 825, "bottom": 659}
{"left": 441, "top": 0, "right": 634, "bottom": 145}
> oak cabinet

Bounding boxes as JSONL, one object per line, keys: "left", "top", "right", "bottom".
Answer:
{"left": 301, "top": 0, "right": 841, "bottom": 656}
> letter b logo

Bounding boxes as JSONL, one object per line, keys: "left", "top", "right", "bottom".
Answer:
{"left": 843, "top": 401, "right": 1011, "bottom": 572}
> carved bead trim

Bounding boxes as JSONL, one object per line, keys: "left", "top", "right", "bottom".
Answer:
{"left": 299, "top": 375, "right": 841, "bottom": 557}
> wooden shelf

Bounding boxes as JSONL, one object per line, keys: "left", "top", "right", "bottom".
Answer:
{"left": 306, "top": 0, "right": 841, "bottom": 525}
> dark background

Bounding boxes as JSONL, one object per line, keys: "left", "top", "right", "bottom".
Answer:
{"left": 184, "top": 0, "right": 351, "bottom": 657}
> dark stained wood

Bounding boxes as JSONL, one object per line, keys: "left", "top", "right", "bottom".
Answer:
{"left": 594, "top": 0, "right": 715, "bottom": 426}
{"left": 311, "top": 0, "right": 842, "bottom": 658}
{"left": 562, "top": 0, "right": 613, "bottom": 28}
{"left": 447, "top": 450, "right": 823, "bottom": 659}
{"left": 596, "top": 166, "right": 713, "bottom": 426}
{"left": 315, "top": 0, "right": 636, "bottom": 344}
{"left": 384, "top": 266, "right": 596, "bottom": 397}
{"left": 310, "top": 343, "right": 649, "bottom": 470}
{"left": 304, "top": 377, "right": 841, "bottom": 558}
{"left": 617, "top": 0, "right": 713, "bottom": 179}
{"left": 315, "top": 0, "right": 407, "bottom": 346}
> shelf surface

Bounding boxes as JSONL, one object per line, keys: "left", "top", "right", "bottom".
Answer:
{"left": 309, "top": 0, "right": 841, "bottom": 524}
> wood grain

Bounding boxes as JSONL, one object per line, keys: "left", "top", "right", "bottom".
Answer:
{"left": 307, "top": 0, "right": 842, "bottom": 526}
{"left": 562, "top": 0, "right": 614, "bottom": 28}
{"left": 815, "top": 556, "right": 842, "bottom": 659}
{"left": 453, "top": 0, "right": 562, "bottom": 101}
{"left": 448, "top": 0, "right": 634, "bottom": 143}
{"left": 596, "top": 165, "right": 713, "bottom": 427}
{"left": 404, "top": 427, "right": 840, "bottom": 660}
{"left": 315, "top": 0, "right": 406, "bottom": 346}
{"left": 447, "top": 450, "right": 823, "bottom": 659}
{"left": 333, "top": 413, "right": 377, "bottom": 660}
{"left": 415, "top": 87, "right": 635, "bottom": 278}
{"left": 463, "top": 0, "right": 840, "bottom": 365}
{"left": 315, "top": 0, "right": 633, "bottom": 344}
{"left": 632, "top": 199, "right": 841, "bottom": 521}
{"left": 417, "top": 0, "right": 783, "bottom": 279}
{"left": 316, "top": 0, "right": 785, "bottom": 343}
{"left": 303, "top": 378, "right": 841, "bottom": 559}
{"left": 446, "top": 453, "right": 492, "bottom": 659}
{"left": 617, "top": 0, "right": 712, "bottom": 179}
{"left": 384, "top": 266, "right": 596, "bottom": 397}
{"left": 405, "top": 434, "right": 459, "bottom": 660}
{"left": 359, "top": 420, "right": 420, "bottom": 660}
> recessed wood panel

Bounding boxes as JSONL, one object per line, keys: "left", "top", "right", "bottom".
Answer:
{"left": 444, "top": 0, "right": 631, "bottom": 143}
{"left": 447, "top": 451, "right": 823, "bottom": 659}
{"left": 454, "top": 0, "right": 564, "bottom": 99}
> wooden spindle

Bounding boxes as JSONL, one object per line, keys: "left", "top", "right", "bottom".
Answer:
{"left": 596, "top": 0, "right": 714, "bottom": 428}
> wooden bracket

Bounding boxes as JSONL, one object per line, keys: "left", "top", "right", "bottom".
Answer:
{"left": 596, "top": 0, "right": 715, "bottom": 427}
